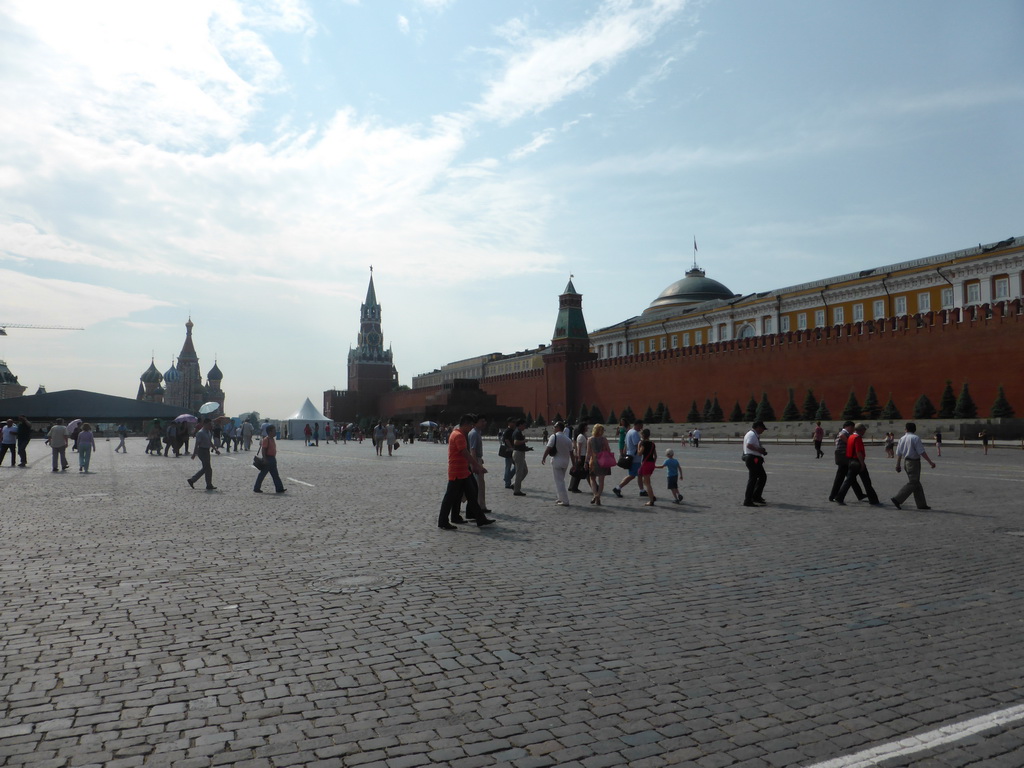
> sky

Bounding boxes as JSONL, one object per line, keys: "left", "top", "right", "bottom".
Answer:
{"left": 1, "top": 0, "right": 1022, "bottom": 419}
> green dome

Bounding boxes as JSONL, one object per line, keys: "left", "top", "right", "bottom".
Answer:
{"left": 646, "top": 267, "right": 734, "bottom": 313}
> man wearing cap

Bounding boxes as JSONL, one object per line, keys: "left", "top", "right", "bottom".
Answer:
{"left": 834, "top": 423, "right": 881, "bottom": 506}
{"left": 742, "top": 421, "right": 768, "bottom": 507}
{"left": 891, "top": 422, "right": 936, "bottom": 510}
{"left": 828, "top": 420, "right": 865, "bottom": 503}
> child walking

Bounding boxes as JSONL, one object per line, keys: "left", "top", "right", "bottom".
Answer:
{"left": 657, "top": 449, "right": 683, "bottom": 503}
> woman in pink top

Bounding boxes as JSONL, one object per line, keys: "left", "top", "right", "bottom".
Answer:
{"left": 254, "top": 425, "right": 286, "bottom": 493}
{"left": 77, "top": 423, "right": 96, "bottom": 473}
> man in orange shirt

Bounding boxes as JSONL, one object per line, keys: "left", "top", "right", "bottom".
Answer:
{"left": 438, "top": 414, "right": 494, "bottom": 530}
{"left": 835, "top": 423, "right": 882, "bottom": 506}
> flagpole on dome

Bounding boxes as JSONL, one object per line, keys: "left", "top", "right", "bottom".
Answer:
{"left": 692, "top": 236, "right": 698, "bottom": 269}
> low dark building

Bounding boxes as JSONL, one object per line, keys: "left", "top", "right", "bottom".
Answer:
{"left": 0, "top": 389, "right": 193, "bottom": 436}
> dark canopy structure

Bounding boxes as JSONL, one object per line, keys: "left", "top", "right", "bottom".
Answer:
{"left": 0, "top": 389, "right": 190, "bottom": 425}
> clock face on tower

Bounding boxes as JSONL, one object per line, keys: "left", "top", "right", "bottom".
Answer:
{"left": 366, "top": 331, "right": 380, "bottom": 347}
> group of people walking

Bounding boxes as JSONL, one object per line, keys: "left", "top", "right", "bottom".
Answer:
{"left": 2, "top": 416, "right": 99, "bottom": 473}
{"left": 437, "top": 416, "right": 685, "bottom": 530}
{"left": 1, "top": 416, "right": 33, "bottom": 468}
{"left": 437, "top": 413, "right": 948, "bottom": 530}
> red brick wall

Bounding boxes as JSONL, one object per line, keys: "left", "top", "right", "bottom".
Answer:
{"left": 567, "top": 306, "right": 1024, "bottom": 422}
{"left": 477, "top": 369, "right": 547, "bottom": 418}
{"left": 390, "top": 304, "right": 1024, "bottom": 423}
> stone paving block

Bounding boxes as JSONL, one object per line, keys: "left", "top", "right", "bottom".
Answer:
{"left": 5, "top": 442, "right": 1024, "bottom": 767}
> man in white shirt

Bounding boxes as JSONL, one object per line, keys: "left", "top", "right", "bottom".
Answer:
{"left": 742, "top": 421, "right": 768, "bottom": 507}
{"left": 891, "top": 422, "right": 937, "bottom": 510}
{"left": 0, "top": 418, "right": 17, "bottom": 466}
{"left": 47, "top": 418, "right": 70, "bottom": 472}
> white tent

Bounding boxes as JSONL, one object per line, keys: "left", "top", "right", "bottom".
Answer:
{"left": 285, "top": 397, "right": 331, "bottom": 442}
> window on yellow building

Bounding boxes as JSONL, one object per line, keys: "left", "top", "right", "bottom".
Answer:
{"left": 853, "top": 303, "right": 864, "bottom": 322}
{"left": 833, "top": 307, "right": 844, "bottom": 325}
{"left": 995, "top": 277, "right": 1010, "bottom": 299}
{"left": 918, "top": 293, "right": 930, "bottom": 312}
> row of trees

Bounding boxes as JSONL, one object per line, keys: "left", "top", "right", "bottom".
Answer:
{"left": 531, "top": 402, "right": 677, "bottom": 428}
{"left": 680, "top": 381, "right": 1014, "bottom": 424}
{"left": 526, "top": 382, "right": 1014, "bottom": 427}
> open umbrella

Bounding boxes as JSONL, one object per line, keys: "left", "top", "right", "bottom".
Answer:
{"left": 420, "top": 420, "right": 438, "bottom": 428}
{"left": 66, "top": 418, "right": 83, "bottom": 432}
{"left": 174, "top": 414, "right": 198, "bottom": 423}
{"left": 198, "top": 401, "right": 221, "bottom": 415}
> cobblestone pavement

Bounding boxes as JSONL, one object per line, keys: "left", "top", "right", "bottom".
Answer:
{"left": 2, "top": 436, "right": 1023, "bottom": 767}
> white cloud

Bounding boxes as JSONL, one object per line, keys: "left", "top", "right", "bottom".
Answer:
{"left": 398, "top": 14, "right": 410, "bottom": 34}
{"left": 508, "top": 129, "right": 556, "bottom": 160}
{"left": 476, "top": 0, "right": 687, "bottom": 123}
{"left": 0, "top": 222, "right": 111, "bottom": 270}
{"left": 0, "top": 269, "right": 171, "bottom": 327}
{"left": 0, "top": 0, "right": 314, "bottom": 150}
{"left": 416, "top": 0, "right": 456, "bottom": 11}
{"left": 626, "top": 54, "right": 678, "bottom": 106}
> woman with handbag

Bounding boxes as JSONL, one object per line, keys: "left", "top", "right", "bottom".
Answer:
{"left": 254, "top": 425, "right": 287, "bottom": 494}
{"left": 586, "top": 424, "right": 615, "bottom": 506}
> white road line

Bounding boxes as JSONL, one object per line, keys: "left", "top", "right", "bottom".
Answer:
{"left": 805, "top": 703, "right": 1024, "bottom": 767}
{"left": 287, "top": 478, "right": 314, "bottom": 487}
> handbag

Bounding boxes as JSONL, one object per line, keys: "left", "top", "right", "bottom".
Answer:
{"left": 616, "top": 454, "right": 633, "bottom": 470}
{"left": 253, "top": 443, "right": 266, "bottom": 471}
{"left": 597, "top": 450, "right": 617, "bottom": 469}
{"left": 498, "top": 443, "right": 510, "bottom": 458}
{"left": 569, "top": 464, "right": 590, "bottom": 479}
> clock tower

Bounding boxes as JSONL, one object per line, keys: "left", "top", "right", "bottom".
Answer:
{"left": 346, "top": 270, "right": 398, "bottom": 394}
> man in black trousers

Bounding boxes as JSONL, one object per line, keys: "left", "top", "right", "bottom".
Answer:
{"left": 829, "top": 420, "right": 864, "bottom": 502}
{"left": 187, "top": 418, "right": 217, "bottom": 491}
